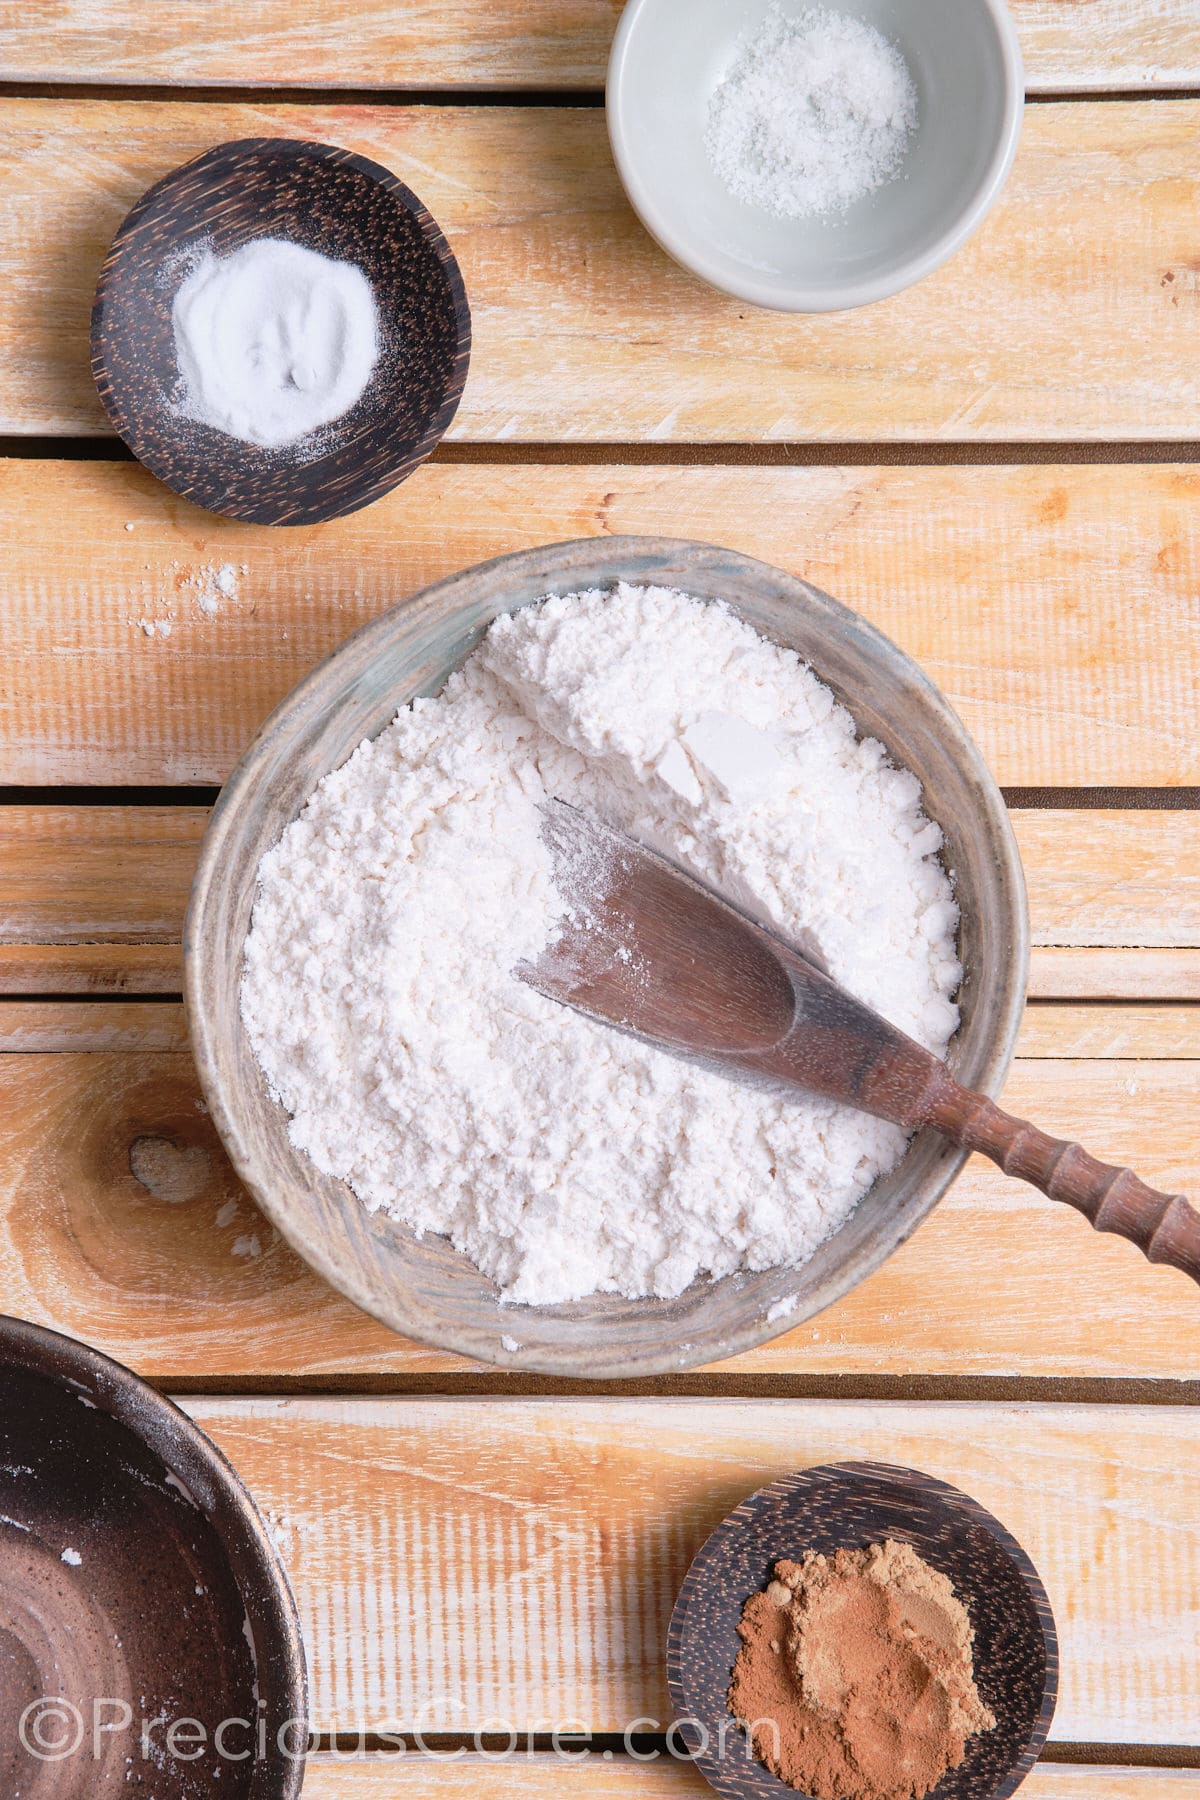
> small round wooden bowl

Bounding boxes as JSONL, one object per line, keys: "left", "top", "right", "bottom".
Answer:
{"left": 91, "top": 137, "right": 470, "bottom": 526}
{"left": 0, "top": 1314, "right": 307, "bottom": 1797}
{"left": 185, "top": 536, "right": 1028, "bottom": 1379}
{"left": 667, "top": 1462, "right": 1058, "bottom": 1800}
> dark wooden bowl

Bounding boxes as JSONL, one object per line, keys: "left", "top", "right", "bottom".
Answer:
{"left": 90, "top": 136, "right": 470, "bottom": 526}
{"left": 0, "top": 1315, "right": 307, "bottom": 1798}
{"left": 667, "top": 1461, "right": 1058, "bottom": 1800}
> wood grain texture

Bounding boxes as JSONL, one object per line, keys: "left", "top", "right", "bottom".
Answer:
{"left": 0, "top": 943, "right": 183, "bottom": 995}
{"left": 2, "top": 1, "right": 1196, "bottom": 90}
{"left": 2, "top": 459, "right": 1199, "bottom": 786}
{"left": 298, "top": 1765, "right": 1200, "bottom": 1800}
{"left": 3, "top": 803, "right": 1197, "bottom": 999}
{"left": 5, "top": 997, "right": 1198, "bottom": 1060}
{"left": 1015, "top": 812, "right": 1200, "bottom": 950}
{"left": 181, "top": 1395, "right": 1200, "bottom": 1742}
{"left": 0, "top": 806, "right": 204, "bottom": 944}
{"left": 0, "top": 999, "right": 189, "bottom": 1050}
{"left": 5, "top": 102, "right": 1200, "bottom": 441}
{"left": 299, "top": 1766, "right": 1200, "bottom": 1799}
{"left": 1017, "top": 1005, "right": 1200, "bottom": 1058}
{"left": 9, "top": 993, "right": 1200, "bottom": 1059}
{"left": 1029, "top": 948, "right": 1200, "bottom": 1003}
{"left": 2, "top": 1045, "right": 1196, "bottom": 1380}
{"left": 1014, "top": 0, "right": 1200, "bottom": 90}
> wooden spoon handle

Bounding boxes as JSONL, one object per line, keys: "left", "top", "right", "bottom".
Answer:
{"left": 927, "top": 1084, "right": 1200, "bottom": 1285}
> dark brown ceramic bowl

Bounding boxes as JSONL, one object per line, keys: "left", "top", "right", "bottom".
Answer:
{"left": 0, "top": 1316, "right": 306, "bottom": 1799}
{"left": 91, "top": 136, "right": 470, "bottom": 526}
{"left": 185, "top": 536, "right": 1028, "bottom": 1379}
{"left": 667, "top": 1461, "right": 1058, "bottom": 1800}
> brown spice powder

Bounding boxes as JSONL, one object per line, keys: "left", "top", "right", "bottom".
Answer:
{"left": 727, "top": 1539, "right": 996, "bottom": 1800}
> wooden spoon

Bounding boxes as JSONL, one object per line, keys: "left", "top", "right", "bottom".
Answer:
{"left": 520, "top": 801, "right": 1200, "bottom": 1286}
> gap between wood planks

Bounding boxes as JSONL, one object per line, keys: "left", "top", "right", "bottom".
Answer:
{"left": 2, "top": 82, "right": 1199, "bottom": 106}
{"left": 5, "top": 438, "right": 1200, "bottom": 465}
{"left": 1, "top": 787, "right": 1197, "bottom": 809}
{"left": 154, "top": 1373, "right": 1200, "bottom": 1404}
{"left": 298, "top": 1734, "right": 1200, "bottom": 1767}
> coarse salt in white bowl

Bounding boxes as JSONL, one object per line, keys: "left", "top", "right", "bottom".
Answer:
{"left": 607, "top": 0, "right": 1024, "bottom": 312}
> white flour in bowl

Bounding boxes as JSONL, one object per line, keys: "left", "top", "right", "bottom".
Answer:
{"left": 240, "top": 584, "right": 960, "bottom": 1306}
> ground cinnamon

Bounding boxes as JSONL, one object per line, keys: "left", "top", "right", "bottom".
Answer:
{"left": 727, "top": 1539, "right": 995, "bottom": 1800}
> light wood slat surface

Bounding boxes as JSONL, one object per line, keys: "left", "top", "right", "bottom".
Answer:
{"left": 311, "top": 1767, "right": 1200, "bottom": 1798}
{"left": 1013, "top": 0, "right": 1200, "bottom": 89}
{"left": 3, "top": 1047, "right": 1195, "bottom": 1381}
{"left": 182, "top": 1396, "right": 1200, "bottom": 1742}
{"left": 5, "top": 103, "right": 1200, "bottom": 442}
{"left": 1030, "top": 948, "right": 1200, "bottom": 1003}
{"left": 2, "top": 461, "right": 1198, "bottom": 787}
{"left": 5, "top": 941, "right": 1195, "bottom": 1002}
{"left": 0, "top": 999, "right": 189, "bottom": 1050}
{"left": 0, "top": 942, "right": 184, "bottom": 994}
{"left": 4, "top": 806, "right": 1196, "bottom": 998}
{"left": 3, "top": 997, "right": 1196, "bottom": 1057}
{"left": 0, "top": 0, "right": 620, "bottom": 89}
{"left": 5, "top": 1, "right": 1198, "bottom": 91}
{"left": 1015, "top": 812, "right": 1200, "bottom": 949}
{"left": 0, "top": 806, "right": 203, "bottom": 943}
{"left": 302, "top": 1764, "right": 1200, "bottom": 1799}
{"left": 1018, "top": 1005, "right": 1200, "bottom": 1058}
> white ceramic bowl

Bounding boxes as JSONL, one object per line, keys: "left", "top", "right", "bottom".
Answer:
{"left": 607, "top": 0, "right": 1024, "bottom": 311}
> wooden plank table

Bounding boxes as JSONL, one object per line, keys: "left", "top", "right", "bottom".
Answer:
{"left": 0, "top": 3, "right": 1196, "bottom": 1792}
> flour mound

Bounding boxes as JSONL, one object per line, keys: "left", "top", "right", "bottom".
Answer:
{"left": 240, "top": 584, "right": 960, "bottom": 1306}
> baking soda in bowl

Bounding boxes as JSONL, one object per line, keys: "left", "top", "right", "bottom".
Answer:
{"left": 240, "top": 584, "right": 961, "bottom": 1307}
{"left": 172, "top": 236, "right": 380, "bottom": 449}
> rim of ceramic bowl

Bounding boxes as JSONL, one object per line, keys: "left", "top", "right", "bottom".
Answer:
{"left": 0, "top": 1313, "right": 309, "bottom": 1797}
{"left": 606, "top": 0, "right": 1025, "bottom": 312}
{"left": 185, "top": 536, "right": 1029, "bottom": 1378}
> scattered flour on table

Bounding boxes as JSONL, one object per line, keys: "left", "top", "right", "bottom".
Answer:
{"left": 192, "top": 560, "right": 241, "bottom": 616}
{"left": 705, "top": 6, "right": 918, "bottom": 219}
{"left": 241, "top": 584, "right": 960, "bottom": 1307}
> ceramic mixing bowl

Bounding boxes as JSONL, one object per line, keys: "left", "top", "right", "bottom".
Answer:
{"left": 0, "top": 1315, "right": 306, "bottom": 1799}
{"left": 607, "top": 0, "right": 1024, "bottom": 311}
{"left": 185, "top": 537, "right": 1027, "bottom": 1378}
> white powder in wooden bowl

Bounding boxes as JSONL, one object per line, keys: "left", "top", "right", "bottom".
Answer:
{"left": 706, "top": 6, "right": 918, "bottom": 219}
{"left": 240, "top": 585, "right": 960, "bottom": 1307}
{"left": 172, "top": 237, "right": 379, "bottom": 449}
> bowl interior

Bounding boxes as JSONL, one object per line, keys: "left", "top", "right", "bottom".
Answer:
{"left": 91, "top": 136, "right": 470, "bottom": 526}
{"left": 666, "top": 1462, "right": 1058, "bottom": 1800}
{"left": 609, "top": 0, "right": 1021, "bottom": 309}
{"left": 0, "top": 1316, "right": 305, "bottom": 1798}
{"left": 186, "top": 537, "right": 1027, "bottom": 1379}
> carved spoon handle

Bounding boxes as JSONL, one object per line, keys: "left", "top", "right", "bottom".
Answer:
{"left": 926, "top": 1081, "right": 1200, "bottom": 1285}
